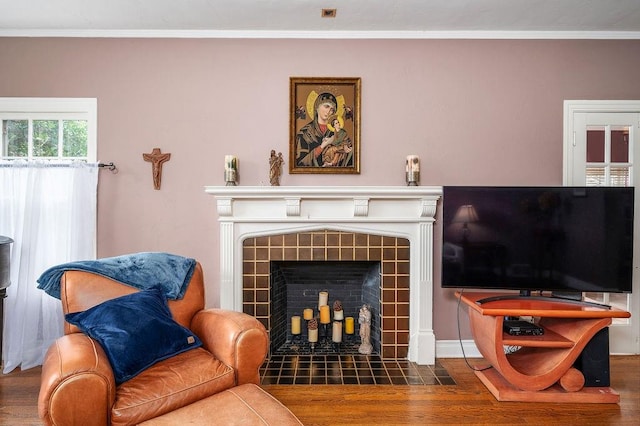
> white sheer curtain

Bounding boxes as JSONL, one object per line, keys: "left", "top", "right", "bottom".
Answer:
{"left": 0, "top": 161, "right": 98, "bottom": 373}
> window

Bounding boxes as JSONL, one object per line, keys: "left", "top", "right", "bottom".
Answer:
{"left": 0, "top": 98, "right": 96, "bottom": 162}
{"left": 0, "top": 97, "right": 99, "bottom": 373}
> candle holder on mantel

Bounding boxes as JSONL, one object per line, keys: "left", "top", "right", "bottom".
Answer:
{"left": 406, "top": 155, "right": 420, "bottom": 186}
{"left": 224, "top": 170, "right": 237, "bottom": 186}
{"left": 224, "top": 155, "right": 238, "bottom": 186}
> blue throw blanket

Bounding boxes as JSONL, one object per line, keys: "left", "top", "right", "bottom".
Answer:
{"left": 37, "top": 252, "right": 197, "bottom": 300}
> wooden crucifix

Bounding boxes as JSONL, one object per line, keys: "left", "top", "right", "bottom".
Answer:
{"left": 143, "top": 148, "right": 171, "bottom": 190}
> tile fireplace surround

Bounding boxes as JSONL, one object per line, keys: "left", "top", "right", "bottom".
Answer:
{"left": 205, "top": 186, "right": 442, "bottom": 365}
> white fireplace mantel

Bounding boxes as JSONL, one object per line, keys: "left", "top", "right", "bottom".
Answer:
{"left": 205, "top": 185, "right": 442, "bottom": 364}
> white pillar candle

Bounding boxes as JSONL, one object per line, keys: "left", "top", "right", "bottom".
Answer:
{"left": 225, "top": 155, "right": 237, "bottom": 171}
{"left": 333, "top": 309, "right": 344, "bottom": 321}
{"left": 406, "top": 155, "right": 419, "bottom": 173}
{"left": 332, "top": 321, "right": 343, "bottom": 343}
{"left": 318, "top": 291, "right": 329, "bottom": 308}
{"left": 291, "top": 316, "right": 301, "bottom": 335}
{"left": 308, "top": 328, "right": 318, "bottom": 343}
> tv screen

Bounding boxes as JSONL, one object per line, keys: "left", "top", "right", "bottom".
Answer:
{"left": 441, "top": 186, "right": 634, "bottom": 294}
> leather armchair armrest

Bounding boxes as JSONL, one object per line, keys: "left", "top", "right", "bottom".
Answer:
{"left": 38, "top": 333, "right": 116, "bottom": 426}
{"left": 191, "top": 309, "right": 268, "bottom": 385}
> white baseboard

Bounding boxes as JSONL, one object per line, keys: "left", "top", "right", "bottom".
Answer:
{"left": 435, "top": 339, "right": 482, "bottom": 358}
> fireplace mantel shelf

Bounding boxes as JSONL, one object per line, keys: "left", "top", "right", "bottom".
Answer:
{"left": 204, "top": 185, "right": 442, "bottom": 198}
{"left": 205, "top": 185, "right": 442, "bottom": 220}
{"left": 205, "top": 185, "right": 443, "bottom": 365}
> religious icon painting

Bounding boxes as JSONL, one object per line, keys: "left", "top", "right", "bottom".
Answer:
{"left": 289, "top": 77, "right": 361, "bottom": 174}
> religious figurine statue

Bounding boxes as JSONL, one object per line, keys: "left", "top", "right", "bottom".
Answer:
{"left": 269, "top": 149, "right": 284, "bottom": 186}
{"left": 358, "top": 304, "right": 373, "bottom": 355}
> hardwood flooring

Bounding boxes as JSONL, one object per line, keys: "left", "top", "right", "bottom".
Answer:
{"left": 1, "top": 356, "right": 638, "bottom": 425}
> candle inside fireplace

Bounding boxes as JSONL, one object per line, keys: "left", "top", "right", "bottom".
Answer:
{"left": 333, "top": 308, "right": 344, "bottom": 321}
{"left": 318, "top": 291, "right": 329, "bottom": 308}
{"left": 319, "top": 305, "right": 331, "bottom": 324}
{"left": 332, "top": 321, "right": 343, "bottom": 343}
{"left": 303, "top": 308, "right": 314, "bottom": 320}
{"left": 308, "top": 328, "right": 318, "bottom": 343}
{"left": 291, "top": 316, "right": 301, "bottom": 335}
{"left": 345, "top": 317, "right": 355, "bottom": 334}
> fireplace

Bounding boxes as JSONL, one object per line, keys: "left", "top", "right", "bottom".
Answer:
{"left": 269, "top": 260, "right": 382, "bottom": 355}
{"left": 205, "top": 186, "right": 442, "bottom": 364}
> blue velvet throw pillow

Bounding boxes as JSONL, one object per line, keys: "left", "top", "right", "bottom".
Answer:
{"left": 65, "top": 286, "right": 202, "bottom": 385}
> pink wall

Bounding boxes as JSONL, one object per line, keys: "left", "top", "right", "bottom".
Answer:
{"left": 1, "top": 37, "right": 639, "bottom": 341}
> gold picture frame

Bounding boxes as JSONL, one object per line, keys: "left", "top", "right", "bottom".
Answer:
{"left": 289, "top": 77, "right": 361, "bottom": 174}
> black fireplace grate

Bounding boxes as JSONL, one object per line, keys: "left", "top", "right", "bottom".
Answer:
{"left": 272, "top": 338, "right": 363, "bottom": 356}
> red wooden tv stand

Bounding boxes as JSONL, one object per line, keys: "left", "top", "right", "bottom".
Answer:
{"left": 456, "top": 291, "right": 631, "bottom": 403}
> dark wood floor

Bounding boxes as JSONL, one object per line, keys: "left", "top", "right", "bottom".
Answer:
{"left": 1, "top": 356, "right": 638, "bottom": 425}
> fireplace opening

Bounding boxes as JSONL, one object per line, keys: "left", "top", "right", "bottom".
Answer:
{"left": 270, "top": 261, "right": 381, "bottom": 355}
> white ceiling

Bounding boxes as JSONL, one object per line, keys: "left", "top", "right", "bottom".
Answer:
{"left": 1, "top": 0, "right": 640, "bottom": 38}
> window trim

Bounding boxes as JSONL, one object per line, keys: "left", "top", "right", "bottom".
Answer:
{"left": 0, "top": 97, "right": 97, "bottom": 162}
{"left": 563, "top": 100, "right": 640, "bottom": 185}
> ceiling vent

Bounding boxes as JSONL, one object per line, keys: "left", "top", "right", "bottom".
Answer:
{"left": 321, "top": 9, "right": 337, "bottom": 18}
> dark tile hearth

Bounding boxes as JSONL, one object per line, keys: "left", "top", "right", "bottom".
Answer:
{"left": 260, "top": 355, "right": 456, "bottom": 386}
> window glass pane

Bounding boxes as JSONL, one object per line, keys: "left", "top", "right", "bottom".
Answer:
{"left": 585, "top": 167, "right": 605, "bottom": 186}
{"left": 586, "top": 127, "right": 604, "bottom": 163}
{"left": 62, "top": 120, "right": 88, "bottom": 157}
{"left": 584, "top": 292, "right": 606, "bottom": 304}
{"left": 33, "top": 120, "right": 59, "bottom": 157}
{"left": 611, "top": 127, "right": 630, "bottom": 163}
{"left": 585, "top": 293, "right": 631, "bottom": 324}
{"left": 608, "top": 293, "right": 630, "bottom": 310}
{"left": 611, "top": 167, "right": 630, "bottom": 187}
{"left": 608, "top": 293, "right": 630, "bottom": 322}
{"left": 3, "top": 120, "right": 28, "bottom": 157}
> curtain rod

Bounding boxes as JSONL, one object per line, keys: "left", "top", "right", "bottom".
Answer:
{"left": 0, "top": 161, "right": 118, "bottom": 173}
{"left": 98, "top": 162, "right": 118, "bottom": 172}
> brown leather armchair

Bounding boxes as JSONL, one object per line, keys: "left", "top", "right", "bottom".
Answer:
{"left": 38, "top": 262, "right": 269, "bottom": 426}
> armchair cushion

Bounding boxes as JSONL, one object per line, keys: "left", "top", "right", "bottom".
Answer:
{"left": 65, "top": 286, "right": 202, "bottom": 384}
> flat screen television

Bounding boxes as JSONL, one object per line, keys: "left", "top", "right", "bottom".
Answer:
{"left": 441, "top": 186, "right": 634, "bottom": 296}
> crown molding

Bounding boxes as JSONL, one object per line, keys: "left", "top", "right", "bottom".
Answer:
{"left": 1, "top": 29, "right": 640, "bottom": 40}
